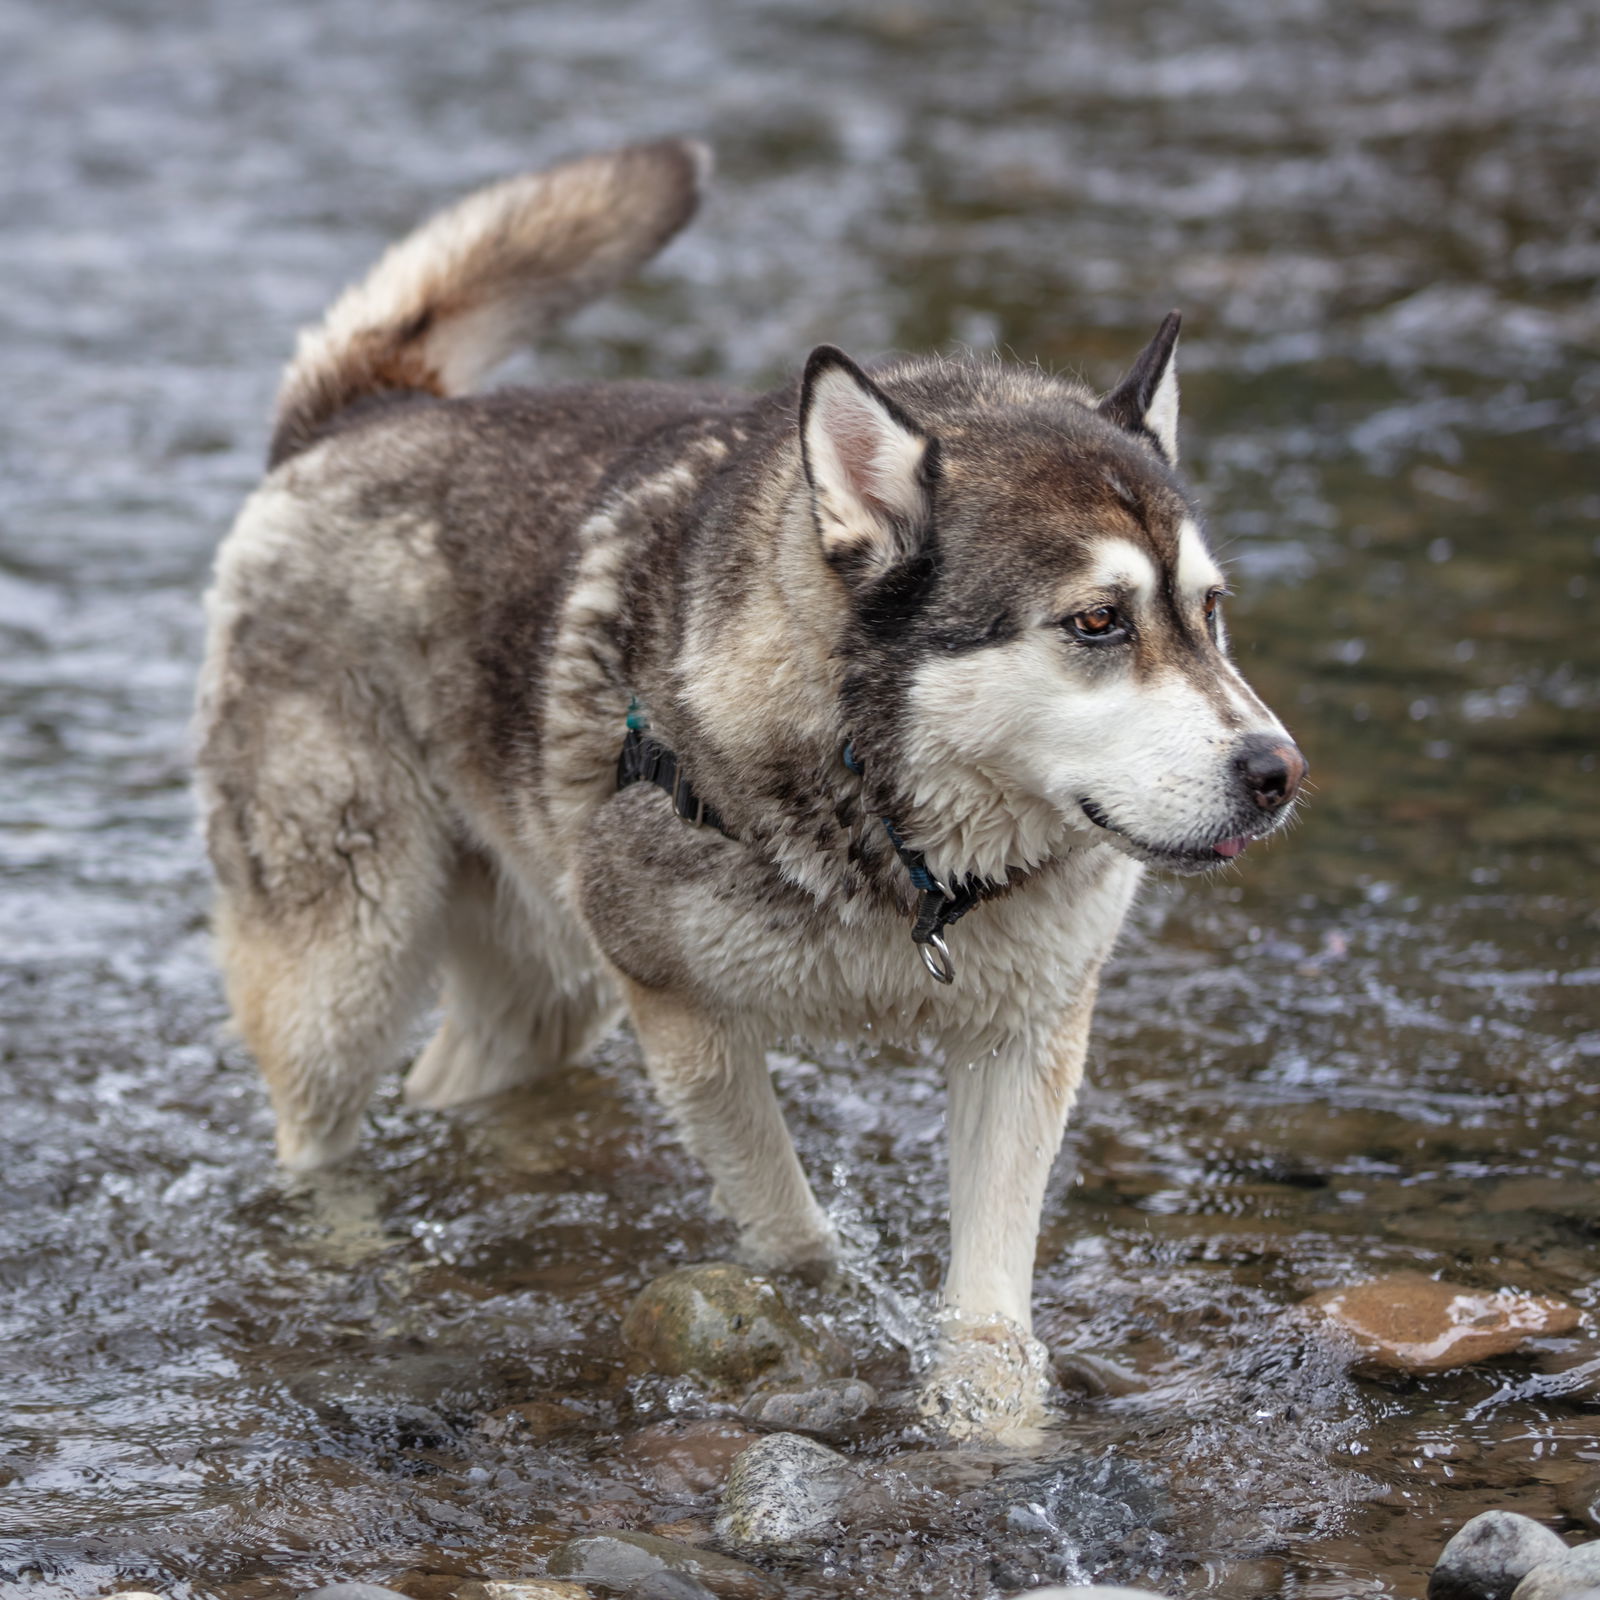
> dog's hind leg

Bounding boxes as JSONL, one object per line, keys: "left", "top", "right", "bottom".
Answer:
{"left": 203, "top": 693, "right": 452, "bottom": 1172}
{"left": 403, "top": 855, "right": 617, "bottom": 1110}
{"left": 621, "top": 979, "right": 838, "bottom": 1277}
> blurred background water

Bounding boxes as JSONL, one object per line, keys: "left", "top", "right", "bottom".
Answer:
{"left": 1, "top": 1, "right": 1596, "bottom": 1596}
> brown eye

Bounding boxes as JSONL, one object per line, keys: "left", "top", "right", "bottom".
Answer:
{"left": 1204, "top": 591, "right": 1220, "bottom": 618}
{"left": 1067, "top": 605, "right": 1127, "bottom": 642}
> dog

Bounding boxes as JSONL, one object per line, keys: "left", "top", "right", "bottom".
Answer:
{"left": 195, "top": 138, "right": 1305, "bottom": 1436}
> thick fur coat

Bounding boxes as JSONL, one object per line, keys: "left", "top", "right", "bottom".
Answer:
{"left": 196, "top": 139, "right": 1304, "bottom": 1436}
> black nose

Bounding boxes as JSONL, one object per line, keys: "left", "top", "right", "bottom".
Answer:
{"left": 1235, "top": 735, "right": 1306, "bottom": 812}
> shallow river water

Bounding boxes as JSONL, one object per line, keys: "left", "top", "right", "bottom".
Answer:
{"left": 2, "top": 1, "right": 1598, "bottom": 1596}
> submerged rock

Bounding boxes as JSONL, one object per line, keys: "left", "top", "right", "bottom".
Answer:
{"left": 1199, "top": 1561, "right": 1287, "bottom": 1599}
{"left": 476, "top": 1399, "right": 591, "bottom": 1441}
{"left": 455, "top": 1583, "right": 592, "bottom": 1600}
{"left": 1429, "top": 1510, "right": 1569, "bottom": 1600}
{"left": 1012, "top": 1590, "right": 1175, "bottom": 1600}
{"left": 300, "top": 1587, "right": 416, "bottom": 1600}
{"left": 620, "top": 1264, "right": 839, "bottom": 1390}
{"left": 982, "top": 1451, "right": 1170, "bottom": 1592}
{"left": 714, "top": 1431, "right": 862, "bottom": 1556}
{"left": 628, "top": 1574, "right": 721, "bottom": 1600}
{"left": 1511, "top": 1546, "right": 1600, "bottom": 1600}
{"left": 739, "top": 1376, "right": 877, "bottom": 1435}
{"left": 646, "top": 1517, "right": 715, "bottom": 1545}
{"left": 838, "top": 1447, "right": 1011, "bottom": 1534}
{"left": 387, "top": 1577, "right": 463, "bottom": 1600}
{"left": 546, "top": 1531, "right": 779, "bottom": 1600}
{"left": 1559, "top": 1470, "right": 1600, "bottom": 1533}
{"left": 620, "top": 1418, "right": 762, "bottom": 1495}
{"left": 874, "top": 1448, "right": 1010, "bottom": 1496}
{"left": 1532, "top": 1344, "right": 1600, "bottom": 1404}
{"left": 1051, "top": 1349, "right": 1149, "bottom": 1398}
{"left": 1307, "top": 1274, "right": 1580, "bottom": 1372}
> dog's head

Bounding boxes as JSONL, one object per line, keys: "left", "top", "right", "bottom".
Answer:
{"left": 798, "top": 317, "right": 1305, "bottom": 880}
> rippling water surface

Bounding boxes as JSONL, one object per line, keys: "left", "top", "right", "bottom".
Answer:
{"left": 2, "top": 1, "right": 1597, "bottom": 1596}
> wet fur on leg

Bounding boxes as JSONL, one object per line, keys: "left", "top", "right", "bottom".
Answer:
{"left": 621, "top": 977, "right": 839, "bottom": 1276}
{"left": 404, "top": 854, "right": 617, "bottom": 1110}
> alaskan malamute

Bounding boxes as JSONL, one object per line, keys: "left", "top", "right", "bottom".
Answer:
{"left": 196, "top": 139, "right": 1305, "bottom": 1435}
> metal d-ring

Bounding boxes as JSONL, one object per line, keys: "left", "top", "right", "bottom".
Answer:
{"left": 919, "top": 933, "right": 955, "bottom": 984}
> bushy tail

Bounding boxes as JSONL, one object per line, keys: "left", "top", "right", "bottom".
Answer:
{"left": 268, "top": 138, "right": 710, "bottom": 466}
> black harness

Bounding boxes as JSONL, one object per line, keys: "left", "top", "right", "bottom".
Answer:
{"left": 615, "top": 715, "right": 1011, "bottom": 984}
{"left": 616, "top": 725, "right": 728, "bottom": 835}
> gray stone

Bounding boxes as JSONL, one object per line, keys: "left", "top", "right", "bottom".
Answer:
{"left": 1429, "top": 1510, "right": 1569, "bottom": 1600}
{"left": 628, "top": 1574, "right": 720, "bottom": 1600}
{"left": 1512, "top": 1548, "right": 1600, "bottom": 1600}
{"left": 299, "top": 1587, "right": 415, "bottom": 1600}
{"left": 714, "top": 1431, "right": 861, "bottom": 1556}
{"left": 620, "top": 1264, "right": 840, "bottom": 1391}
{"left": 546, "top": 1531, "right": 778, "bottom": 1600}
{"left": 739, "top": 1376, "right": 877, "bottom": 1435}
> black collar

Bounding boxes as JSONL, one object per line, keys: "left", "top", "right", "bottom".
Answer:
{"left": 842, "top": 741, "right": 1007, "bottom": 983}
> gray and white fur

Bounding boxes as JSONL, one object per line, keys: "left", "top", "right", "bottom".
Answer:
{"left": 196, "top": 139, "right": 1305, "bottom": 1438}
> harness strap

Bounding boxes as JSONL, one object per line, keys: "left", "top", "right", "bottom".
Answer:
{"left": 616, "top": 725, "right": 731, "bottom": 837}
{"left": 612, "top": 716, "right": 1008, "bottom": 986}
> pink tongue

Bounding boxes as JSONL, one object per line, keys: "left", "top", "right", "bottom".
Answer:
{"left": 1213, "top": 835, "right": 1251, "bottom": 859}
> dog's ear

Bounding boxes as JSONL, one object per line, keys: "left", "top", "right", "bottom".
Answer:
{"left": 800, "top": 346, "right": 937, "bottom": 577}
{"left": 1098, "top": 310, "right": 1181, "bottom": 464}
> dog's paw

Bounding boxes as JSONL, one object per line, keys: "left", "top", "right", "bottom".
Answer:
{"left": 917, "top": 1312, "right": 1055, "bottom": 1447}
{"left": 735, "top": 1220, "right": 842, "bottom": 1287}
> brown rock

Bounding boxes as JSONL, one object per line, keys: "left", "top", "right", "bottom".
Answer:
{"left": 620, "top": 1263, "right": 840, "bottom": 1390}
{"left": 619, "top": 1419, "right": 762, "bottom": 1495}
{"left": 1306, "top": 1273, "right": 1580, "bottom": 1372}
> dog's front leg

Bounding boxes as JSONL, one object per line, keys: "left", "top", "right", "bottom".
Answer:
{"left": 622, "top": 978, "right": 838, "bottom": 1278}
{"left": 928, "top": 985, "right": 1098, "bottom": 1438}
